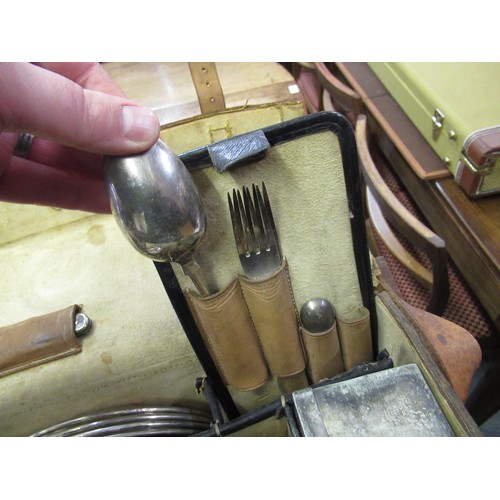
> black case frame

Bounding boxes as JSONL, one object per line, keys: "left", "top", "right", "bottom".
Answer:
{"left": 154, "top": 112, "right": 377, "bottom": 419}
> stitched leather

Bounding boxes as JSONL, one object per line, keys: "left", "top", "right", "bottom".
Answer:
{"left": 0, "top": 305, "right": 81, "bottom": 378}
{"left": 301, "top": 322, "right": 344, "bottom": 384}
{"left": 336, "top": 307, "right": 373, "bottom": 370}
{"left": 239, "top": 260, "right": 305, "bottom": 378}
{"left": 186, "top": 279, "right": 269, "bottom": 391}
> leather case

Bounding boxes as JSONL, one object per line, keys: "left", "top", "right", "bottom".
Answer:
{"left": 0, "top": 112, "right": 481, "bottom": 436}
{"left": 157, "top": 113, "right": 376, "bottom": 410}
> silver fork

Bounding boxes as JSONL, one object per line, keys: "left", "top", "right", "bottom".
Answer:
{"left": 227, "top": 182, "right": 282, "bottom": 280}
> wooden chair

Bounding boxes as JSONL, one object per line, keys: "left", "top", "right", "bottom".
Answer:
{"left": 291, "top": 62, "right": 323, "bottom": 113}
{"left": 292, "top": 62, "right": 364, "bottom": 125}
{"left": 315, "top": 62, "right": 364, "bottom": 125}
{"left": 356, "top": 114, "right": 450, "bottom": 315}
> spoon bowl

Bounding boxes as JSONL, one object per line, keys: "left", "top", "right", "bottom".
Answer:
{"left": 104, "top": 139, "right": 206, "bottom": 265}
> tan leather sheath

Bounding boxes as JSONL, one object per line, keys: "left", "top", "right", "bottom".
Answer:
{"left": 337, "top": 307, "right": 373, "bottom": 370}
{"left": 0, "top": 305, "right": 82, "bottom": 378}
{"left": 277, "top": 371, "right": 309, "bottom": 394}
{"left": 239, "top": 260, "right": 305, "bottom": 378}
{"left": 301, "top": 321, "right": 344, "bottom": 384}
{"left": 186, "top": 280, "right": 269, "bottom": 391}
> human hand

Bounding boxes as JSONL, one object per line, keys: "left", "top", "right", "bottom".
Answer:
{"left": 0, "top": 62, "right": 160, "bottom": 213}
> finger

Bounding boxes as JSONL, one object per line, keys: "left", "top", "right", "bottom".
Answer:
{"left": 0, "top": 156, "right": 111, "bottom": 213}
{"left": 34, "top": 62, "right": 127, "bottom": 98}
{"left": 0, "top": 63, "right": 160, "bottom": 155}
{"left": 1, "top": 131, "right": 104, "bottom": 180}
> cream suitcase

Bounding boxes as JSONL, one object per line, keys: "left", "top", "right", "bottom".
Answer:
{"left": 369, "top": 62, "right": 500, "bottom": 197}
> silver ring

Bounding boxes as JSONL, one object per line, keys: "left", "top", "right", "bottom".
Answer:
{"left": 13, "top": 133, "right": 35, "bottom": 159}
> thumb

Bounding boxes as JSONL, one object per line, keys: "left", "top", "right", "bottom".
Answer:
{"left": 0, "top": 63, "right": 160, "bottom": 155}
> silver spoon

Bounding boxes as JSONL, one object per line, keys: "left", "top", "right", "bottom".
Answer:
{"left": 300, "top": 298, "right": 336, "bottom": 333}
{"left": 104, "top": 139, "right": 209, "bottom": 295}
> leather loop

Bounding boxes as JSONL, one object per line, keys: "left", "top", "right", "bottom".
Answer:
{"left": 300, "top": 322, "right": 344, "bottom": 384}
{"left": 188, "top": 63, "right": 226, "bottom": 114}
{"left": 336, "top": 307, "right": 373, "bottom": 370}
{"left": 186, "top": 279, "right": 269, "bottom": 391}
{"left": 239, "top": 259, "right": 306, "bottom": 378}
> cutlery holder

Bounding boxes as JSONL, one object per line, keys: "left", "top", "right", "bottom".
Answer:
{"left": 336, "top": 307, "right": 373, "bottom": 371}
{"left": 166, "top": 112, "right": 376, "bottom": 403}
{"left": 300, "top": 322, "right": 344, "bottom": 384}
{"left": 185, "top": 259, "right": 305, "bottom": 390}
{"left": 186, "top": 280, "right": 269, "bottom": 391}
{"left": 239, "top": 259, "right": 305, "bottom": 378}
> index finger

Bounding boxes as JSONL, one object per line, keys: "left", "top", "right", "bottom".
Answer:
{"left": 34, "top": 62, "right": 127, "bottom": 98}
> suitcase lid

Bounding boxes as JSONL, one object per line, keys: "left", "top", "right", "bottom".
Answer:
{"left": 154, "top": 112, "right": 377, "bottom": 414}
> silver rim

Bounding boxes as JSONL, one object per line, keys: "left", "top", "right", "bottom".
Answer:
{"left": 32, "top": 406, "right": 212, "bottom": 437}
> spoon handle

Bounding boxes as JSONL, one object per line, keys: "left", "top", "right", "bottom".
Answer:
{"left": 182, "top": 259, "right": 210, "bottom": 296}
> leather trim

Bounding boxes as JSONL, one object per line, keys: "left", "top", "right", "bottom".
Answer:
{"left": 463, "top": 125, "right": 500, "bottom": 167}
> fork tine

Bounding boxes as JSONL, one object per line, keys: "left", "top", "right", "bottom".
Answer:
{"left": 257, "top": 182, "right": 281, "bottom": 257}
{"left": 243, "top": 185, "right": 264, "bottom": 252}
{"left": 228, "top": 191, "right": 244, "bottom": 256}
{"left": 236, "top": 188, "right": 253, "bottom": 255}
{"left": 252, "top": 184, "right": 271, "bottom": 253}
{"left": 253, "top": 184, "right": 272, "bottom": 251}
{"left": 261, "top": 182, "right": 278, "bottom": 239}
{"left": 227, "top": 183, "right": 282, "bottom": 280}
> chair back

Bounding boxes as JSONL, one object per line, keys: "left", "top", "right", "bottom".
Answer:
{"left": 315, "top": 62, "right": 364, "bottom": 125}
{"left": 356, "top": 114, "right": 449, "bottom": 315}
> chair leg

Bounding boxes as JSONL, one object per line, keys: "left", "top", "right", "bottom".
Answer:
{"left": 466, "top": 350, "right": 500, "bottom": 426}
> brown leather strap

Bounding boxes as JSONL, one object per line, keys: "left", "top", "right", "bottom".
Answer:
{"left": 188, "top": 63, "right": 226, "bottom": 114}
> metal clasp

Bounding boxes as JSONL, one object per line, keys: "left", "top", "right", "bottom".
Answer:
{"left": 460, "top": 154, "right": 495, "bottom": 176}
{"left": 432, "top": 108, "right": 445, "bottom": 140}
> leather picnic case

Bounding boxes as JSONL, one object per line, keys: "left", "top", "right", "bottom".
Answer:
{"left": 0, "top": 112, "right": 481, "bottom": 436}
{"left": 368, "top": 62, "right": 500, "bottom": 197}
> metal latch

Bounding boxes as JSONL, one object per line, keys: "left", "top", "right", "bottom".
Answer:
{"left": 432, "top": 108, "right": 445, "bottom": 140}
{"left": 460, "top": 153, "right": 495, "bottom": 176}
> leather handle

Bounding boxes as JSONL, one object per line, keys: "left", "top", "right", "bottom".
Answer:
{"left": 188, "top": 63, "right": 226, "bottom": 114}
